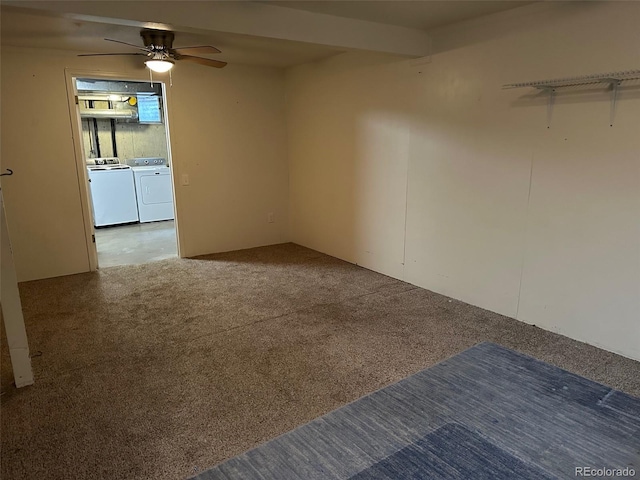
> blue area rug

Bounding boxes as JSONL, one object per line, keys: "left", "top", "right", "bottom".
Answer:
{"left": 350, "top": 423, "right": 556, "bottom": 480}
{"left": 193, "top": 342, "right": 640, "bottom": 479}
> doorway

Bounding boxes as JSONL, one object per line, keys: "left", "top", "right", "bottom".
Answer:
{"left": 70, "top": 76, "right": 179, "bottom": 269}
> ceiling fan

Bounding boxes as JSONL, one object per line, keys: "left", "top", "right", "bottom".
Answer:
{"left": 79, "top": 29, "right": 227, "bottom": 72}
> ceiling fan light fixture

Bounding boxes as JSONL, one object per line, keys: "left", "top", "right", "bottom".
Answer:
{"left": 145, "top": 59, "right": 174, "bottom": 73}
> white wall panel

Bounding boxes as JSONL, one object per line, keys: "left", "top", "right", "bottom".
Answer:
{"left": 287, "top": 2, "right": 640, "bottom": 359}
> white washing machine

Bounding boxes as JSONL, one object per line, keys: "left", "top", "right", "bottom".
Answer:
{"left": 87, "top": 158, "right": 139, "bottom": 227}
{"left": 130, "top": 157, "right": 175, "bottom": 223}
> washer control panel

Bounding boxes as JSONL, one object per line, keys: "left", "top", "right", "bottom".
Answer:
{"left": 87, "top": 157, "right": 120, "bottom": 166}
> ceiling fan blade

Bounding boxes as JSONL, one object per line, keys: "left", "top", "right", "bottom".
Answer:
{"left": 104, "top": 38, "right": 151, "bottom": 52}
{"left": 178, "top": 55, "right": 227, "bottom": 68}
{"left": 78, "top": 52, "right": 148, "bottom": 57}
{"left": 171, "top": 45, "right": 221, "bottom": 55}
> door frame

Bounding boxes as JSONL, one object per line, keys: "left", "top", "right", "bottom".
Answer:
{"left": 64, "top": 69, "right": 182, "bottom": 270}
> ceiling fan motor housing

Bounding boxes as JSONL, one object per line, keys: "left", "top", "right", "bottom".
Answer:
{"left": 140, "top": 29, "right": 175, "bottom": 52}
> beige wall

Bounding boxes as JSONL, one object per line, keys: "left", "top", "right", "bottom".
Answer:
{"left": 287, "top": 52, "right": 413, "bottom": 280}
{"left": 286, "top": 2, "right": 640, "bottom": 360}
{"left": 1, "top": 47, "right": 289, "bottom": 281}
{"left": 169, "top": 57, "right": 288, "bottom": 256}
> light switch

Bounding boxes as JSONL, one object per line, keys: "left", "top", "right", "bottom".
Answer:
{"left": 181, "top": 174, "right": 190, "bottom": 186}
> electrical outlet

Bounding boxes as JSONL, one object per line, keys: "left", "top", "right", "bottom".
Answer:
{"left": 181, "top": 174, "right": 190, "bottom": 186}
{"left": 267, "top": 212, "right": 275, "bottom": 223}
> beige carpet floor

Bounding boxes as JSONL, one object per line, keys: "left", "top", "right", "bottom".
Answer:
{"left": 1, "top": 243, "right": 638, "bottom": 480}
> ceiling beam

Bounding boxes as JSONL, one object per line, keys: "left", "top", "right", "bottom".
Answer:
{"left": 5, "top": 1, "right": 431, "bottom": 57}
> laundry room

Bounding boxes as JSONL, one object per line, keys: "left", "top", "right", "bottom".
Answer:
{"left": 77, "top": 78, "right": 177, "bottom": 268}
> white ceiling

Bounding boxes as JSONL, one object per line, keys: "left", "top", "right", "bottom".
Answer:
{"left": 1, "top": 1, "right": 533, "bottom": 68}
{"left": 268, "top": 1, "right": 533, "bottom": 31}
{"left": 0, "top": 6, "right": 344, "bottom": 67}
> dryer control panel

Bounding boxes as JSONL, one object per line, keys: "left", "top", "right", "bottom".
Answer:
{"left": 130, "top": 157, "right": 167, "bottom": 167}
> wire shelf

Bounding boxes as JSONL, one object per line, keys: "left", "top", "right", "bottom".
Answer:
{"left": 502, "top": 69, "right": 640, "bottom": 90}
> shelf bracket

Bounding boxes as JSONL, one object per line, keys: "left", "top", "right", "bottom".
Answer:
{"left": 541, "top": 87, "right": 556, "bottom": 129}
{"left": 609, "top": 80, "right": 621, "bottom": 127}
